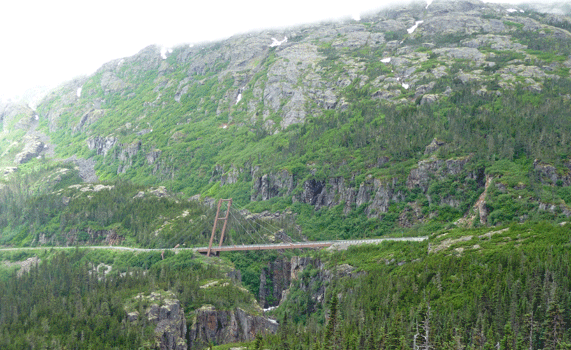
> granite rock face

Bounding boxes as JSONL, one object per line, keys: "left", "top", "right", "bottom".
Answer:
{"left": 248, "top": 154, "right": 475, "bottom": 218}
{"left": 534, "top": 159, "right": 571, "bottom": 186}
{"left": 258, "top": 256, "right": 361, "bottom": 313}
{"left": 14, "top": 135, "right": 44, "bottom": 164}
{"left": 259, "top": 259, "right": 292, "bottom": 308}
{"left": 127, "top": 291, "right": 187, "bottom": 350}
{"left": 188, "top": 306, "right": 278, "bottom": 349}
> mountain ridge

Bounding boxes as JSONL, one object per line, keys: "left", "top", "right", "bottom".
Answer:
{"left": 1, "top": 0, "right": 571, "bottom": 247}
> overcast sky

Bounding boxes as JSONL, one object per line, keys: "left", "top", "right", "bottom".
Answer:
{"left": 0, "top": 0, "right": 554, "bottom": 101}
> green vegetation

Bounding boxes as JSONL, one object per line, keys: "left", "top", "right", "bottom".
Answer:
{"left": 0, "top": 248, "right": 257, "bottom": 349}
{"left": 265, "top": 221, "right": 571, "bottom": 350}
{"left": 1, "top": 4, "right": 571, "bottom": 349}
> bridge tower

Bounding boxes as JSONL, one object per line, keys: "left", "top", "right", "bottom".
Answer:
{"left": 206, "top": 198, "right": 232, "bottom": 257}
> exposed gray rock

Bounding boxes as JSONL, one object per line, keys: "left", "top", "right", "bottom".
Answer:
{"left": 0, "top": 102, "right": 36, "bottom": 131}
{"left": 420, "top": 94, "right": 439, "bottom": 105}
{"left": 259, "top": 259, "right": 292, "bottom": 308}
{"left": 421, "top": 12, "right": 505, "bottom": 36}
{"left": 1, "top": 257, "right": 41, "bottom": 277}
{"left": 415, "top": 82, "right": 436, "bottom": 97}
{"left": 534, "top": 159, "right": 571, "bottom": 186}
{"left": 407, "top": 156, "right": 472, "bottom": 192}
{"left": 372, "top": 89, "right": 401, "bottom": 100}
{"left": 87, "top": 136, "right": 117, "bottom": 156}
{"left": 119, "top": 141, "right": 142, "bottom": 161}
{"left": 65, "top": 155, "right": 98, "bottom": 183}
{"left": 188, "top": 306, "right": 277, "bottom": 349}
{"left": 424, "top": 138, "right": 446, "bottom": 155}
{"left": 127, "top": 291, "right": 187, "bottom": 350}
{"left": 297, "top": 179, "right": 325, "bottom": 206}
{"left": 147, "top": 149, "right": 162, "bottom": 165}
{"left": 433, "top": 47, "right": 485, "bottom": 61}
{"left": 221, "top": 166, "right": 239, "bottom": 186}
{"left": 457, "top": 72, "right": 482, "bottom": 84}
{"left": 251, "top": 171, "right": 295, "bottom": 201}
{"left": 14, "top": 135, "right": 44, "bottom": 164}
{"left": 74, "top": 109, "right": 105, "bottom": 132}
{"left": 356, "top": 177, "right": 404, "bottom": 218}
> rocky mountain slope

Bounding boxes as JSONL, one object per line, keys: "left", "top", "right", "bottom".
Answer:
{"left": 0, "top": 0, "right": 571, "bottom": 247}
{"left": 1, "top": 2, "right": 571, "bottom": 346}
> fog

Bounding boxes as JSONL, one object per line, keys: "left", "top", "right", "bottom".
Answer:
{"left": 0, "top": 0, "right": 567, "bottom": 102}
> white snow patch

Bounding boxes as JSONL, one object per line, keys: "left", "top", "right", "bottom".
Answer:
{"left": 189, "top": 44, "right": 194, "bottom": 48}
{"left": 402, "top": 83, "right": 410, "bottom": 89}
{"left": 117, "top": 59, "right": 125, "bottom": 67}
{"left": 520, "top": 9, "right": 524, "bottom": 13}
{"left": 506, "top": 8, "right": 517, "bottom": 13}
{"left": 352, "top": 13, "right": 361, "bottom": 21}
{"left": 270, "top": 36, "right": 288, "bottom": 47}
{"left": 381, "top": 57, "right": 391, "bottom": 63}
{"left": 264, "top": 306, "right": 277, "bottom": 312}
{"left": 160, "top": 47, "right": 173, "bottom": 59}
{"left": 236, "top": 93, "right": 242, "bottom": 105}
{"left": 34, "top": 114, "right": 39, "bottom": 121}
{"left": 268, "top": 318, "right": 278, "bottom": 324}
{"left": 426, "top": 0, "right": 433, "bottom": 9}
{"left": 407, "top": 20, "right": 424, "bottom": 34}
{"left": 76, "top": 87, "right": 82, "bottom": 98}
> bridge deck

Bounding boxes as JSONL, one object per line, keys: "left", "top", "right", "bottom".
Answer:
{"left": 196, "top": 237, "right": 427, "bottom": 254}
{"left": 0, "top": 237, "right": 427, "bottom": 254}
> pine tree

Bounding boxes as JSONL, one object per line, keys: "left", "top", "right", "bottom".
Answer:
{"left": 414, "top": 302, "right": 433, "bottom": 350}
{"left": 542, "top": 302, "right": 564, "bottom": 350}
{"left": 324, "top": 294, "right": 339, "bottom": 350}
{"left": 501, "top": 323, "right": 516, "bottom": 350}
{"left": 523, "top": 313, "right": 537, "bottom": 350}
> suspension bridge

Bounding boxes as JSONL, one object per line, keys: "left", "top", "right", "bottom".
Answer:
{"left": 0, "top": 198, "right": 428, "bottom": 254}
{"left": 200, "top": 199, "right": 428, "bottom": 256}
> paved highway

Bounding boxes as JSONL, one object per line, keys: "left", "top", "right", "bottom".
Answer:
{"left": 0, "top": 237, "right": 428, "bottom": 253}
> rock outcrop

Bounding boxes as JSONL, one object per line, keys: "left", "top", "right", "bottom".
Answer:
{"left": 251, "top": 170, "right": 295, "bottom": 201}
{"left": 407, "top": 156, "right": 472, "bottom": 192}
{"left": 534, "top": 159, "right": 571, "bottom": 186}
{"left": 127, "top": 291, "right": 187, "bottom": 350}
{"left": 188, "top": 306, "right": 277, "bottom": 349}
{"left": 87, "top": 135, "right": 118, "bottom": 156}
{"left": 248, "top": 154, "right": 477, "bottom": 218}
{"left": 14, "top": 135, "right": 44, "bottom": 164}
{"left": 259, "top": 259, "right": 292, "bottom": 308}
{"left": 0, "top": 101, "right": 36, "bottom": 131}
{"left": 257, "top": 256, "right": 360, "bottom": 313}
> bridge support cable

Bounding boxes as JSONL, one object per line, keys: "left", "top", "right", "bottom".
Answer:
{"left": 232, "top": 206, "right": 286, "bottom": 245}
{"left": 228, "top": 209, "right": 266, "bottom": 246}
{"left": 229, "top": 202, "right": 300, "bottom": 245}
{"left": 227, "top": 205, "right": 271, "bottom": 246}
{"left": 207, "top": 199, "right": 232, "bottom": 257}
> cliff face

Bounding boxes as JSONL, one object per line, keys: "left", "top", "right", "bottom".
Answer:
{"left": 259, "top": 256, "right": 360, "bottom": 312}
{"left": 188, "top": 305, "right": 278, "bottom": 349}
{"left": 259, "top": 259, "right": 292, "bottom": 308}
{"left": 126, "top": 291, "right": 187, "bottom": 350}
{"left": 249, "top": 155, "right": 481, "bottom": 220}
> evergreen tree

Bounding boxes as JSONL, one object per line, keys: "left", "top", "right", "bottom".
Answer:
{"left": 543, "top": 302, "right": 564, "bottom": 350}
{"left": 324, "top": 294, "right": 338, "bottom": 350}
{"left": 501, "top": 323, "right": 516, "bottom": 350}
{"left": 414, "top": 302, "right": 433, "bottom": 350}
